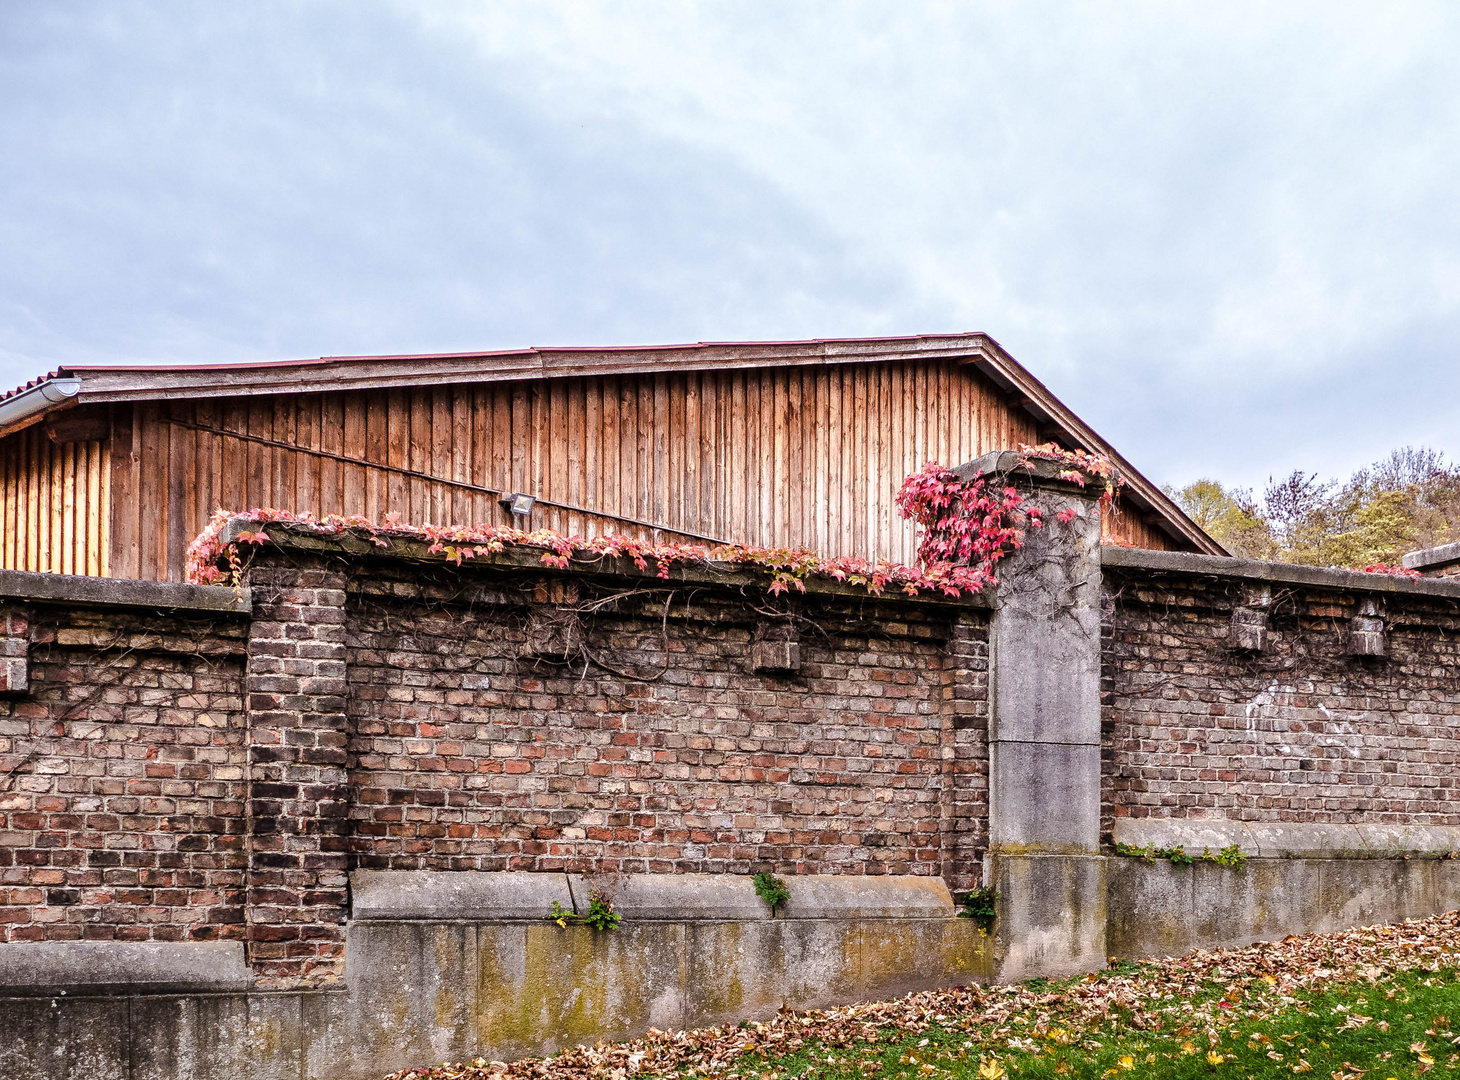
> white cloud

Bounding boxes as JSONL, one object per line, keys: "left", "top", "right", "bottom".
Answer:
{"left": 2, "top": 1, "right": 1459, "bottom": 489}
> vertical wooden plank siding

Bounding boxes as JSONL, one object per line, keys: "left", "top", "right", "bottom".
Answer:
{"left": 1, "top": 356, "right": 1178, "bottom": 581}
{"left": 0, "top": 427, "right": 110, "bottom": 574}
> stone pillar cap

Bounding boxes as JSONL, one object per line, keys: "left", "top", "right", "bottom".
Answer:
{"left": 953, "top": 450, "right": 1109, "bottom": 495}
{"left": 1402, "top": 540, "right": 1460, "bottom": 573}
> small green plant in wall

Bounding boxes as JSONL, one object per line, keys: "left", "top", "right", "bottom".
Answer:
{"left": 1114, "top": 842, "right": 1246, "bottom": 868}
{"left": 753, "top": 872, "right": 791, "bottom": 913}
{"left": 957, "top": 885, "right": 998, "bottom": 929}
{"left": 545, "top": 889, "right": 621, "bottom": 931}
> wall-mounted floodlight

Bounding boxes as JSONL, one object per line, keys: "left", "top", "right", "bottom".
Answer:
{"left": 500, "top": 492, "right": 537, "bottom": 517}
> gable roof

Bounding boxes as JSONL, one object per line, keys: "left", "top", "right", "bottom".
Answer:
{"left": 7, "top": 332, "right": 1225, "bottom": 555}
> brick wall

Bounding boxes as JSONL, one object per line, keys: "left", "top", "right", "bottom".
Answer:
{"left": 943, "top": 616, "right": 988, "bottom": 889}
{"left": 0, "top": 607, "right": 247, "bottom": 943}
{"left": 344, "top": 568, "right": 988, "bottom": 882}
{"left": 1101, "top": 568, "right": 1460, "bottom": 841}
{"left": 244, "top": 564, "right": 351, "bottom": 984}
{"left": 15, "top": 536, "right": 1460, "bottom": 982}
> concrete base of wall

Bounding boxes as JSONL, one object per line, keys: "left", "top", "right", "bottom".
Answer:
{"left": 9, "top": 860, "right": 1460, "bottom": 1079}
{"left": 2, "top": 874, "right": 993, "bottom": 1080}
{"left": 989, "top": 855, "right": 1108, "bottom": 981}
{"left": 1107, "top": 856, "right": 1460, "bottom": 958}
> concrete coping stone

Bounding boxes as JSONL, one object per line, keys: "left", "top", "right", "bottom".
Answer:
{"left": 1113, "top": 818, "right": 1460, "bottom": 859}
{"left": 351, "top": 870, "right": 571, "bottom": 920}
{"left": 0, "top": 941, "right": 252, "bottom": 996}
{"left": 953, "top": 451, "right": 1104, "bottom": 494}
{"left": 1102, "top": 545, "right": 1460, "bottom": 599}
{"left": 1403, "top": 541, "right": 1460, "bottom": 572}
{"left": 224, "top": 518, "right": 992, "bottom": 610}
{"left": 0, "top": 569, "right": 251, "bottom": 614}
{"left": 350, "top": 871, "right": 955, "bottom": 922}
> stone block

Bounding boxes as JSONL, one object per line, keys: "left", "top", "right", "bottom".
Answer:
{"left": 989, "top": 854, "right": 1106, "bottom": 982}
{"left": 989, "top": 605, "right": 1101, "bottom": 745}
{"left": 1112, "top": 819, "right": 1460, "bottom": 860}
{"left": 471, "top": 922, "right": 689, "bottom": 1060}
{"left": 1228, "top": 606, "right": 1268, "bottom": 652}
{"left": 350, "top": 870, "right": 572, "bottom": 921}
{"left": 315, "top": 921, "right": 478, "bottom": 1077}
{"left": 521, "top": 610, "right": 582, "bottom": 661}
{"left": 1318, "top": 859, "right": 1434, "bottom": 931}
{"left": 683, "top": 918, "right": 991, "bottom": 1027}
{"left": 989, "top": 742, "right": 1100, "bottom": 853}
{"left": 775, "top": 874, "right": 954, "bottom": 919}
{"left": 0, "top": 941, "right": 252, "bottom": 995}
{"left": 751, "top": 639, "right": 800, "bottom": 674}
{"left": 1107, "top": 858, "right": 1324, "bottom": 958}
{"left": 1349, "top": 615, "right": 1386, "bottom": 656}
{"left": 1112, "top": 816, "right": 1256, "bottom": 857}
{"left": 1105, "top": 856, "right": 1195, "bottom": 958}
{"left": 568, "top": 872, "right": 766, "bottom": 920}
{"left": 0, "top": 995, "right": 130, "bottom": 1080}
{"left": 131, "top": 992, "right": 304, "bottom": 1080}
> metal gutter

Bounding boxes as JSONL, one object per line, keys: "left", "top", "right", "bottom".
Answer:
{"left": 0, "top": 377, "right": 81, "bottom": 438}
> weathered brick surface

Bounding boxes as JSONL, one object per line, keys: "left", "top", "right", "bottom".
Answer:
{"left": 244, "top": 563, "right": 350, "bottom": 984}
{"left": 1102, "top": 568, "right": 1460, "bottom": 842}
{"left": 344, "top": 570, "right": 987, "bottom": 879}
{"left": 0, "top": 609, "right": 247, "bottom": 943}
{"left": 943, "top": 616, "right": 988, "bottom": 890}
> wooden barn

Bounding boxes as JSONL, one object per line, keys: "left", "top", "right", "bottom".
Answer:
{"left": 0, "top": 333, "right": 1222, "bottom": 582}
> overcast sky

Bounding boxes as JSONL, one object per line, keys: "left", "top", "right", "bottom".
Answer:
{"left": 3, "top": 2, "right": 1458, "bottom": 493}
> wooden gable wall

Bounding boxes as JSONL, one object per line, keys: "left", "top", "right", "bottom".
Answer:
{"left": 0, "top": 427, "right": 110, "bottom": 576}
{"left": 0, "top": 356, "right": 1177, "bottom": 582}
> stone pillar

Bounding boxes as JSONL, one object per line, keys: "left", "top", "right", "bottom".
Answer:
{"left": 954, "top": 451, "right": 1107, "bottom": 980}
{"left": 244, "top": 561, "right": 351, "bottom": 985}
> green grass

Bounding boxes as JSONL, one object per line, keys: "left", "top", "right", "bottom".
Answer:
{"left": 721, "top": 969, "right": 1460, "bottom": 1080}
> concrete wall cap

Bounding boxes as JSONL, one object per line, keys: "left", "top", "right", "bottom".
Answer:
{"left": 227, "top": 518, "right": 991, "bottom": 610}
{"left": 0, "top": 569, "right": 250, "bottom": 614}
{"left": 351, "top": 870, "right": 572, "bottom": 920}
{"left": 351, "top": 871, "right": 955, "bottom": 922}
{"left": 1403, "top": 541, "right": 1460, "bottom": 572}
{"left": 0, "top": 941, "right": 251, "bottom": 995}
{"left": 1113, "top": 818, "right": 1460, "bottom": 859}
{"left": 773, "top": 875, "right": 954, "bottom": 919}
{"left": 1102, "top": 546, "right": 1460, "bottom": 599}
{"left": 568, "top": 873, "right": 768, "bottom": 920}
{"left": 953, "top": 451, "right": 1104, "bottom": 494}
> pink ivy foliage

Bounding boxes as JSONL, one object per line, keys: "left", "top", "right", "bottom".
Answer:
{"left": 186, "top": 443, "right": 1121, "bottom": 599}
{"left": 187, "top": 508, "right": 992, "bottom": 599}
{"left": 1357, "top": 562, "right": 1421, "bottom": 578}
{"left": 893, "top": 442, "right": 1123, "bottom": 586}
{"left": 893, "top": 466, "right": 1039, "bottom": 585}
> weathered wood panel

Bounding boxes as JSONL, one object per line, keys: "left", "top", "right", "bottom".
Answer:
{"left": 1103, "top": 497, "right": 1178, "bottom": 552}
{"left": 1, "top": 357, "right": 1176, "bottom": 581}
{"left": 0, "top": 426, "right": 109, "bottom": 576}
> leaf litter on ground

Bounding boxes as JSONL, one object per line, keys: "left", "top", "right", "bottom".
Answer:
{"left": 384, "top": 910, "right": 1460, "bottom": 1080}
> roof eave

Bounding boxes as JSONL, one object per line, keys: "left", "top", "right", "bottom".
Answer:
{"left": 23, "top": 332, "right": 1224, "bottom": 555}
{"left": 963, "top": 336, "right": 1228, "bottom": 556}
